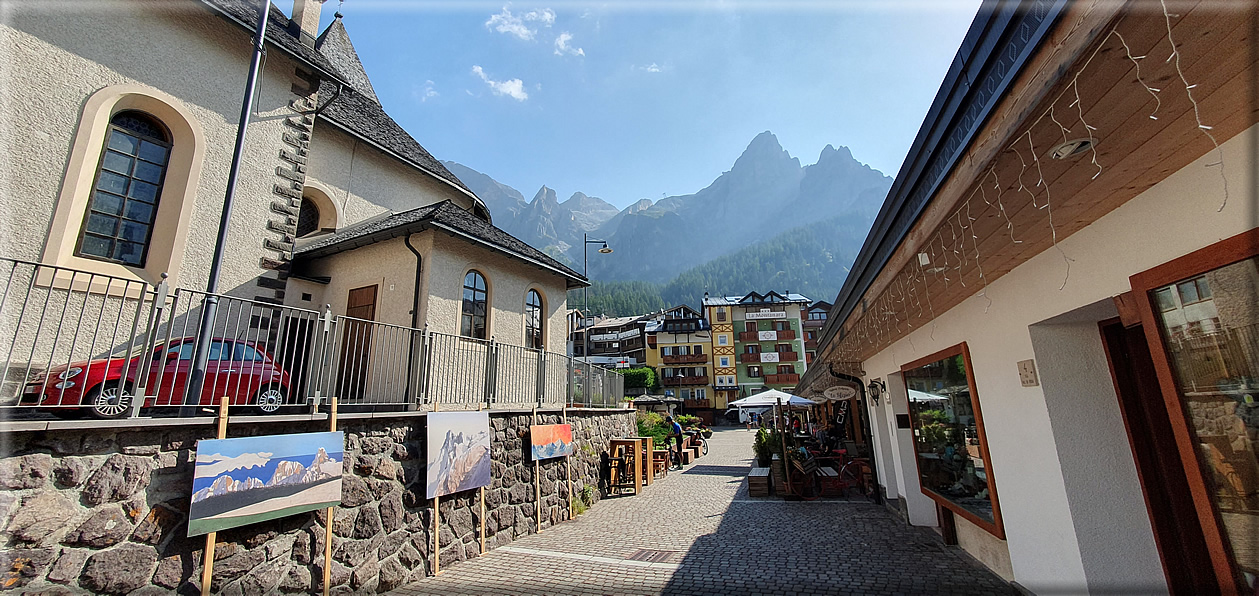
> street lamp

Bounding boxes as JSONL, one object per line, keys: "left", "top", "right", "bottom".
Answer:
{"left": 582, "top": 233, "right": 612, "bottom": 366}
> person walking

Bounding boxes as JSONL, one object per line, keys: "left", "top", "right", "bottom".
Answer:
{"left": 667, "top": 415, "right": 684, "bottom": 469}
{"left": 746, "top": 411, "right": 754, "bottom": 431}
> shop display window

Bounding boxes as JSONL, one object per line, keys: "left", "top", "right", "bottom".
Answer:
{"left": 902, "top": 343, "right": 1003, "bottom": 537}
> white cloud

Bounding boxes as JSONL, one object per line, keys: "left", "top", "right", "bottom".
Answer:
{"left": 414, "top": 80, "right": 438, "bottom": 103}
{"left": 485, "top": 6, "right": 555, "bottom": 41}
{"left": 195, "top": 451, "right": 273, "bottom": 478}
{"left": 554, "top": 32, "right": 584, "bottom": 57}
{"left": 634, "top": 62, "right": 663, "bottom": 73}
{"left": 471, "top": 65, "right": 529, "bottom": 101}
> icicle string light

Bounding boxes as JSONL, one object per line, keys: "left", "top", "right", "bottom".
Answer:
{"left": 1159, "top": 0, "right": 1229, "bottom": 212}
{"left": 831, "top": 15, "right": 1228, "bottom": 361}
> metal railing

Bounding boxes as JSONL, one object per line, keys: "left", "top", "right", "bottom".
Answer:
{"left": 0, "top": 257, "right": 625, "bottom": 420}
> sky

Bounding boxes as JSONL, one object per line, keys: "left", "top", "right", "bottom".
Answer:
{"left": 317, "top": 1, "right": 983, "bottom": 209}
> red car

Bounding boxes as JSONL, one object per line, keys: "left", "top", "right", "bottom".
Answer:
{"left": 22, "top": 337, "right": 291, "bottom": 419}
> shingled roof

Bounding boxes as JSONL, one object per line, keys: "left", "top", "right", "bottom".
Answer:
{"left": 200, "top": 0, "right": 345, "bottom": 84}
{"left": 315, "top": 17, "right": 378, "bottom": 103}
{"left": 295, "top": 201, "right": 587, "bottom": 288}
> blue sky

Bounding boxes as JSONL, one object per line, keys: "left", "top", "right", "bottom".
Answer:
{"left": 317, "top": 1, "right": 982, "bottom": 209}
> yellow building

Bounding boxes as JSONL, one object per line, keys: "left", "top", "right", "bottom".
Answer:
{"left": 644, "top": 305, "right": 716, "bottom": 422}
{"left": 703, "top": 298, "right": 739, "bottom": 412}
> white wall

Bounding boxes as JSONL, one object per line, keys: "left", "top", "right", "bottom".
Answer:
{"left": 859, "top": 124, "right": 1256, "bottom": 592}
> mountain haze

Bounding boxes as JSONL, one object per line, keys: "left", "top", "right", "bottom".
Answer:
{"left": 445, "top": 131, "right": 891, "bottom": 311}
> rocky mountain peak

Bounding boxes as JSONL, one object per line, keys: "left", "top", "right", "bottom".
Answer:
{"left": 531, "top": 186, "right": 559, "bottom": 206}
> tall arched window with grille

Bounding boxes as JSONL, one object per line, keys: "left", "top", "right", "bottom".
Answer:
{"left": 461, "top": 270, "right": 488, "bottom": 339}
{"left": 76, "top": 111, "right": 171, "bottom": 266}
{"left": 525, "top": 289, "right": 544, "bottom": 350}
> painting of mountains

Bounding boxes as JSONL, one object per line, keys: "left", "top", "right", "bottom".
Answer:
{"left": 530, "top": 424, "right": 574, "bottom": 460}
{"left": 427, "top": 412, "right": 492, "bottom": 499}
{"left": 188, "top": 431, "right": 344, "bottom": 536}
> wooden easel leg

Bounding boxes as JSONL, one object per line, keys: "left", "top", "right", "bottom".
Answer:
{"left": 201, "top": 396, "right": 230, "bottom": 596}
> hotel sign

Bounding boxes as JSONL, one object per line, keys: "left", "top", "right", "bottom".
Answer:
{"left": 591, "top": 329, "right": 639, "bottom": 342}
{"left": 745, "top": 311, "right": 786, "bottom": 320}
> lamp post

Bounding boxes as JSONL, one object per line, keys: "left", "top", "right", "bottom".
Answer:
{"left": 582, "top": 233, "right": 612, "bottom": 367}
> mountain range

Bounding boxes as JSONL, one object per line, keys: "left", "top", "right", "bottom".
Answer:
{"left": 444, "top": 131, "right": 891, "bottom": 313}
{"left": 191, "top": 448, "right": 340, "bottom": 503}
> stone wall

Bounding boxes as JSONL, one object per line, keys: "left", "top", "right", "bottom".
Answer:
{"left": 0, "top": 408, "right": 635, "bottom": 594}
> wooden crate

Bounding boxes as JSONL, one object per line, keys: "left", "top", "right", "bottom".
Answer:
{"left": 748, "top": 467, "right": 771, "bottom": 497}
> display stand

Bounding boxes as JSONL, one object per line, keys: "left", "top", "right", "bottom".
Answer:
{"left": 431, "top": 402, "right": 441, "bottom": 576}
{"left": 563, "top": 408, "right": 572, "bottom": 518}
{"left": 200, "top": 396, "right": 230, "bottom": 596}
{"left": 322, "top": 396, "right": 337, "bottom": 596}
{"left": 532, "top": 408, "right": 542, "bottom": 533}
{"left": 478, "top": 404, "right": 487, "bottom": 554}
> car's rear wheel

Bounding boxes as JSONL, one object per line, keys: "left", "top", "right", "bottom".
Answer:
{"left": 255, "top": 385, "right": 286, "bottom": 414}
{"left": 84, "top": 383, "right": 133, "bottom": 419}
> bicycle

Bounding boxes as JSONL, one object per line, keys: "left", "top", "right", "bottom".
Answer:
{"left": 839, "top": 457, "right": 875, "bottom": 500}
{"left": 684, "top": 429, "right": 709, "bottom": 456}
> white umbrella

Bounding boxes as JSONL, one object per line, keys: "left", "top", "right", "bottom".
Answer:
{"left": 728, "top": 389, "right": 814, "bottom": 408}
{"left": 909, "top": 389, "right": 949, "bottom": 402}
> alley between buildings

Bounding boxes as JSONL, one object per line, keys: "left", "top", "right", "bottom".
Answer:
{"left": 393, "top": 428, "right": 1012, "bottom": 595}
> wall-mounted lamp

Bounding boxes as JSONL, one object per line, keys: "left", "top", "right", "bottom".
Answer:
{"left": 867, "top": 379, "right": 886, "bottom": 405}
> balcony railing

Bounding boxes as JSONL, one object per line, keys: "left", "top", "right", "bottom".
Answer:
{"left": 662, "top": 375, "right": 709, "bottom": 387}
{"left": 738, "top": 352, "right": 798, "bottom": 363}
{"left": 765, "top": 373, "right": 800, "bottom": 384}
{"left": 662, "top": 353, "right": 707, "bottom": 364}
{"left": 0, "top": 257, "right": 625, "bottom": 421}
{"left": 737, "top": 330, "right": 796, "bottom": 342}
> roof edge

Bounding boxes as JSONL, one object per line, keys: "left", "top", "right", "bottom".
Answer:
{"left": 315, "top": 114, "right": 492, "bottom": 220}
{"left": 198, "top": 0, "right": 346, "bottom": 85}
{"left": 817, "top": 0, "right": 1070, "bottom": 351}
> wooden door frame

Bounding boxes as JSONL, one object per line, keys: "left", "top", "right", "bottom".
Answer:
{"left": 900, "top": 342, "right": 1005, "bottom": 539}
{"left": 1127, "top": 229, "right": 1259, "bottom": 594}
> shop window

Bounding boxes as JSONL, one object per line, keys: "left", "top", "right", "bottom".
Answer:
{"left": 1145, "top": 254, "right": 1259, "bottom": 582}
{"left": 902, "top": 343, "right": 1003, "bottom": 538}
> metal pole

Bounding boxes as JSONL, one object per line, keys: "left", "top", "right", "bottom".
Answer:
{"left": 183, "top": 0, "right": 272, "bottom": 415}
{"left": 583, "top": 233, "right": 588, "bottom": 368}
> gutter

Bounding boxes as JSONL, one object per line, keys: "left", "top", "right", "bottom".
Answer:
{"left": 404, "top": 233, "right": 424, "bottom": 403}
{"left": 198, "top": 0, "right": 346, "bottom": 85}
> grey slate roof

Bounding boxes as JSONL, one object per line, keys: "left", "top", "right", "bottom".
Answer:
{"left": 295, "top": 201, "right": 587, "bottom": 288}
{"left": 316, "top": 82, "right": 479, "bottom": 208}
{"left": 200, "top": 0, "right": 346, "bottom": 84}
{"left": 315, "top": 17, "right": 378, "bottom": 103}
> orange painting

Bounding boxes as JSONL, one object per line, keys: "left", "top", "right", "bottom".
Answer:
{"left": 530, "top": 424, "right": 574, "bottom": 460}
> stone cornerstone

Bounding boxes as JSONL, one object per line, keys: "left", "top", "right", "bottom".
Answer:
{"left": 0, "top": 409, "right": 635, "bottom": 594}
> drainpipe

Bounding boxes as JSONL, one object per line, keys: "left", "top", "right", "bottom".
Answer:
{"left": 828, "top": 364, "right": 882, "bottom": 505}
{"left": 404, "top": 234, "right": 423, "bottom": 403}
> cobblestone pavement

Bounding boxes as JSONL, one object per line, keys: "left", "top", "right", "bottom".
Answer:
{"left": 393, "top": 427, "right": 1014, "bottom": 595}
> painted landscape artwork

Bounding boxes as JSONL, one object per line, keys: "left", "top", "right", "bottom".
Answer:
{"left": 188, "top": 432, "right": 344, "bottom": 536}
{"left": 530, "top": 424, "right": 574, "bottom": 460}
{"left": 427, "top": 411, "right": 492, "bottom": 499}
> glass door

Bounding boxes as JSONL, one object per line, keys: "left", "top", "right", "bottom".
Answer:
{"left": 1133, "top": 231, "right": 1259, "bottom": 593}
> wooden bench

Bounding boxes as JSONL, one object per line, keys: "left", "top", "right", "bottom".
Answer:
{"left": 748, "top": 467, "right": 771, "bottom": 497}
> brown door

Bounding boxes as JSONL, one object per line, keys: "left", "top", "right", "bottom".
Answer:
{"left": 1101, "top": 319, "right": 1217, "bottom": 594}
{"left": 338, "top": 285, "right": 377, "bottom": 402}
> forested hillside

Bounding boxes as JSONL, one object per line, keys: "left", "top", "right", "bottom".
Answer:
{"left": 566, "top": 210, "right": 875, "bottom": 316}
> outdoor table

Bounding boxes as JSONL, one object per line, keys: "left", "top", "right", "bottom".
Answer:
{"left": 609, "top": 438, "right": 643, "bottom": 495}
{"left": 629, "top": 436, "right": 655, "bottom": 485}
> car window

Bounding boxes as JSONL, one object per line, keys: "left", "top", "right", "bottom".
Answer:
{"left": 163, "top": 343, "right": 194, "bottom": 361}
{"left": 236, "top": 344, "right": 264, "bottom": 362}
{"left": 207, "top": 341, "right": 233, "bottom": 361}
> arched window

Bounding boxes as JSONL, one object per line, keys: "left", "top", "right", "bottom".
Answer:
{"left": 525, "top": 289, "right": 544, "bottom": 350}
{"left": 461, "top": 270, "right": 488, "bottom": 339}
{"left": 76, "top": 110, "right": 171, "bottom": 266}
{"left": 296, "top": 197, "right": 320, "bottom": 237}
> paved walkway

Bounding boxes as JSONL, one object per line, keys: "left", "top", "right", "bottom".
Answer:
{"left": 394, "top": 427, "right": 1013, "bottom": 595}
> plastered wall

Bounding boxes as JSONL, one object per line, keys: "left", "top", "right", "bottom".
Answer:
{"left": 859, "top": 124, "right": 1256, "bottom": 592}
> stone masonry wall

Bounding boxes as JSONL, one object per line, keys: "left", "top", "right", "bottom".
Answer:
{"left": 0, "top": 409, "right": 635, "bottom": 594}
